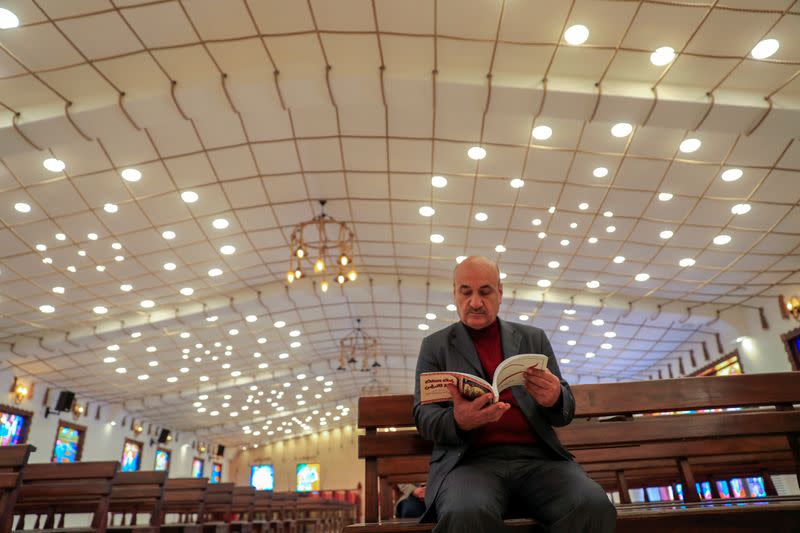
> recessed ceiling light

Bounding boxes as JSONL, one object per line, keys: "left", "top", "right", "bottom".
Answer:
{"left": 650, "top": 46, "right": 676, "bottom": 66}
{"left": 208, "top": 268, "right": 223, "bottom": 277}
{"left": 181, "top": 191, "right": 199, "bottom": 203}
{"left": 634, "top": 273, "right": 650, "bottom": 282}
{"left": 613, "top": 256, "right": 625, "bottom": 263}
{"left": 93, "top": 306, "right": 108, "bottom": 314}
{"left": 14, "top": 202, "right": 31, "bottom": 213}
{"left": 559, "top": 325, "right": 569, "bottom": 332}
{"left": 679, "top": 258, "right": 696, "bottom": 267}
{"left": 603, "top": 211, "right": 613, "bottom": 218}
{"left": 419, "top": 206, "right": 435, "bottom": 217}
{"left": 137, "top": 374, "right": 149, "bottom": 381}
{"left": 430, "top": 234, "right": 444, "bottom": 244}
{"left": 278, "top": 352, "right": 289, "bottom": 359}
{"left": 601, "top": 343, "right": 612, "bottom": 350}
{"left": 163, "top": 262, "right": 176, "bottom": 271}
{"left": 751, "top": 38, "right": 779, "bottom": 60}
{"left": 274, "top": 320, "right": 286, "bottom": 328}
{"left": 564, "top": 24, "right": 589, "bottom": 45}
{"left": 604, "top": 331, "right": 616, "bottom": 338}
{"left": 447, "top": 304, "right": 457, "bottom": 311}
{"left": 548, "top": 206, "right": 556, "bottom": 214}
{"left": 658, "top": 192, "right": 673, "bottom": 201}
{"left": 537, "top": 279, "right": 551, "bottom": 288}
{"left": 161, "top": 230, "right": 176, "bottom": 240}
{"left": 592, "top": 318, "right": 605, "bottom": 326}
{"left": 258, "top": 337, "right": 267, "bottom": 344}
{"left": 0, "top": 8, "right": 20, "bottom": 29}
{"left": 474, "top": 212, "right": 488, "bottom": 222}
{"left": 87, "top": 233, "right": 98, "bottom": 240}
{"left": 167, "top": 376, "right": 178, "bottom": 383}
{"left": 531, "top": 218, "right": 542, "bottom": 226}
{"left": 731, "top": 203, "right": 751, "bottom": 215}
{"left": 140, "top": 299, "right": 155, "bottom": 308}
{"left": 659, "top": 230, "right": 674, "bottom": 239}
{"left": 180, "top": 367, "right": 189, "bottom": 373}
{"left": 120, "top": 168, "right": 141, "bottom": 182}
{"left": 721, "top": 168, "right": 743, "bottom": 182}
{"left": 39, "top": 304, "right": 55, "bottom": 313}
{"left": 95, "top": 265, "right": 106, "bottom": 272}
{"left": 148, "top": 360, "right": 159, "bottom": 367}
{"left": 179, "top": 331, "right": 191, "bottom": 339}
{"left": 611, "top": 123, "right": 632, "bottom": 137}
{"left": 578, "top": 203, "right": 589, "bottom": 210}
{"left": 246, "top": 314, "right": 258, "bottom": 323}
{"left": 585, "top": 352, "right": 596, "bottom": 359}
{"left": 495, "top": 244, "right": 506, "bottom": 253}
{"left": 212, "top": 218, "right": 229, "bottom": 229}
{"left": 499, "top": 272, "right": 507, "bottom": 280}
{"left": 560, "top": 239, "right": 570, "bottom": 246}
{"left": 103, "top": 203, "right": 118, "bottom": 213}
{"left": 570, "top": 222, "right": 578, "bottom": 229}
{"left": 417, "top": 323, "right": 430, "bottom": 331}
{"left": 199, "top": 376, "right": 209, "bottom": 382}
{"left": 713, "top": 234, "right": 731, "bottom": 245}
{"left": 548, "top": 261, "right": 560, "bottom": 269}
{"left": 586, "top": 280, "right": 600, "bottom": 289}
{"left": 531, "top": 125, "right": 552, "bottom": 140}
{"left": 679, "top": 138, "right": 701, "bottom": 153}
{"left": 52, "top": 286, "right": 64, "bottom": 294}
{"left": 34, "top": 243, "right": 46, "bottom": 252}
{"left": 120, "top": 284, "right": 132, "bottom": 292}
{"left": 220, "top": 245, "right": 236, "bottom": 255}
{"left": 43, "top": 158, "right": 65, "bottom": 173}
{"left": 115, "top": 367, "right": 127, "bottom": 374}
{"left": 606, "top": 226, "right": 616, "bottom": 233}
{"left": 538, "top": 232, "right": 546, "bottom": 239}
{"left": 567, "top": 340, "right": 576, "bottom": 346}
{"left": 103, "top": 356, "right": 116, "bottom": 364}
{"left": 111, "top": 242, "right": 122, "bottom": 250}
{"left": 55, "top": 233, "right": 66, "bottom": 241}
{"left": 519, "top": 314, "right": 529, "bottom": 321}
{"left": 180, "top": 287, "right": 194, "bottom": 296}
{"left": 114, "top": 254, "right": 123, "bottom": 261}
{"left": 287, "top": 329, "right": 301, "bottom": 338}
{"left": 588, "top": 237, "right": 598, "bottom": 244}
{"left": 467, "top": 146, "right": 487, "bottom": 160}
{"left": 510, "top": 178, "right": 525, "bottom": 189}
{"left": 593, "top": 167, "right": 608, "bottom": 178}
{"left": 431, "top": 175, "right": 448, "bottom": 188}
{"left": 290, "top": 341, "right": 301, "bottom": 348}
{"left": 456, "top": 256, "right": 466, "bottom": 263}
{"left": 560, "top": 358, "right": 571, "bottom": 364}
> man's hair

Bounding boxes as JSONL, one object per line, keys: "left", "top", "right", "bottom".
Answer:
{"left": 453, "top": 256, "right": 501, "bottom": 285}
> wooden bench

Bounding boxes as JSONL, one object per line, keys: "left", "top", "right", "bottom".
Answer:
{"left": 14, "top": 461, "right": 120, "bottom": 533}
{"left": 160, "top": 478, "right": 208, "bottom": 533}
{"left": 0, "top": 445, "right": 35, "bottom": 533}
{"left": 346, "top": 372, "right": 800, "bottom": 531}
{"left": 202, "top": 483, "right": 234, "bottom": 533}
{"left": 228, "top": 487, "right": 254, "bottom": 533}
{"left": 107, "top": 471, "right": 167, "bottom": 533}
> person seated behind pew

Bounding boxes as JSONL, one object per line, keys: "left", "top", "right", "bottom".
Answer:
{"left": 395, "top": 483, "right": 427, "bottom": 518}
{"left": 413, "top": 256, "right": 617, "bottom": 533}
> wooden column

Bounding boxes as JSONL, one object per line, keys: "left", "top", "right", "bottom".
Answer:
{"left": 708, "top": 477, "right": 721, "bottom": 500}
{"left": 379, "top": 477, "right": 392, "bottom": 520}
{"left": 364, "top": 428, "right": 378, "bottom": 523}
{"left": 677, "top": 458, "right": 700, "bottom": 503}
{"left": 615, "top": 471, "right": 631, "bottom": 504}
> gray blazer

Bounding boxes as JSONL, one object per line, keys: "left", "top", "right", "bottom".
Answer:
{"left": 413, "top": 318, "right": 576, "bottom": 522}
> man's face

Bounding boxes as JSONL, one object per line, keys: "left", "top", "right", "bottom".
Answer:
{"left": 454, "top": 260, "right": 503, "bottom": 330}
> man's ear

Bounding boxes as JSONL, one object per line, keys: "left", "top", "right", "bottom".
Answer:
{"left": 498, "top": 282, "right": 503, "bottom": 300}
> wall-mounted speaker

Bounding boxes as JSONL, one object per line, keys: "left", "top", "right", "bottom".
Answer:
{"left": 216, "top": 444, "right": 225, "bottom": 457}
{"left": 157, "top": 429, "right": 171, "bottom": 444}
{"left": 54, "top": 391, "right": 75, "bottom": 411}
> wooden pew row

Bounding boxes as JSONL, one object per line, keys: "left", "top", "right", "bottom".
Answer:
{"left": 0, "top": 445, "right": 35, "bottom": 533}
{"left": 346, "top": 372, "right": 800, "bottom": 531}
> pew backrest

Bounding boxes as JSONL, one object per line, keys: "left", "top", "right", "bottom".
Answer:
{"left": 0, "top": 445, "right": 34, "bottom": 533}
{"left": 110, "top": 470, "right": 167, "bottom": 526}
{"left": 162, "top": 477, "right": 208, "bottom": 523}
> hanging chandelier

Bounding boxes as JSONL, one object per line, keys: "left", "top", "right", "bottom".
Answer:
{"left": 338, "top": 318, "right": 381, "bottom": 372}
{"left": 287, "top": 200, "right": 357, "bottom": 290}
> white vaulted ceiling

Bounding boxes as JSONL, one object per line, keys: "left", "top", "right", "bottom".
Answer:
{"left": 0, "top": 0, "right": 798, "bottom": 447}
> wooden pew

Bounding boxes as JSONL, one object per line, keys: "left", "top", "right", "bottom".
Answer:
{"left": 347, "top": 372, "right": 800, "bottom": 531}
{"left": 228, "top": 487, "right": 254, "bottom": 533}
{"left": 202, "top": 483, "right": 234, "bottom": 533}
{"left": 160, "top": 478, "right": 208, "bottom": 533}
{"left": 108, "top": 470, "right": 168, "bottom": 533}
{"left": 0, "top": 445, "right": 35, "bottom": 533}
{"left": 13, "top": 461, "right": 120, "bottom": 533}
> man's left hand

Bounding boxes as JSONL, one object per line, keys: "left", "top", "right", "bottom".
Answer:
{"left": 524, "top": 367, "right": 561, "bottom": 407}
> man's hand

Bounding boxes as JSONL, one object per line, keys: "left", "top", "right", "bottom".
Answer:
{"left": 412, "top": 486, "right": 426, "bottom": 499}
{"left": 524, "top": 367, "right": 561, "bottom": 407}
{"left": 447, "top": 384, "right": 510, "bottom": 431}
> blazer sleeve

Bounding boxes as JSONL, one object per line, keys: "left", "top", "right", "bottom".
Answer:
{"left": 537, "top": 331, "right": 576, "bottom": 427}
{"left": 413, "top": 335, "right": 468, "bottom": 446}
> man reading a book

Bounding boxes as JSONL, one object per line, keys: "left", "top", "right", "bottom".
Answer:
{"left": 413, "top": 256, "right": 616, "bottom": 532}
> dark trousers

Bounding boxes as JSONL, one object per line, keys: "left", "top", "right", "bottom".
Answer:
{"left": 397, "top": 495, "right": 427, "bottom": 518}
{"left": 433, "top": 445, "right": 616, "bottom": 533}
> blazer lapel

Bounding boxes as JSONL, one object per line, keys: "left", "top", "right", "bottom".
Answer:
{"left": 499, "top": 319, "right": 522, "bottom": 361}
{"left": 449, "top": 323, "right": 486, "bottom": 378}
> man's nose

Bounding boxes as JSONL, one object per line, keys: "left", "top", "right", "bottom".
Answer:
{"left": 469, "top": 294, "right": 483, "bottom": 308}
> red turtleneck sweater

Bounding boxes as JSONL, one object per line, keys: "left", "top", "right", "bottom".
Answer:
{"left": 467, "top": 320, "right": 538, "bottom": 448}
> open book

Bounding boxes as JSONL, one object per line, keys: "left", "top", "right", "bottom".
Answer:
{"left": 419, "top": 353, "right": 549, "bottom": 404}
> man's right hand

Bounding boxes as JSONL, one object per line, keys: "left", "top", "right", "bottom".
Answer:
{"left": 447, "top": 384, "right": 510, "bottom": 431}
